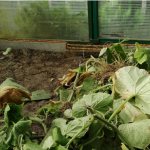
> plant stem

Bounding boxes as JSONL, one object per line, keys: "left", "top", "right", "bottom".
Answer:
{"left": 82, "top": 127, "right": 104, "bottom": 147}
{"left": 111, "top": 75, "right": 116, "bottom": 99}
{"left": 88, "top": 107, "right": 135, "bottom": 150}
{"left": 67, "top": 65, "right": 81, "bottom": 102}
{"left": 66, "top": 127, "right": 84, "bottom": 149}
{"left": 92, "top": 84, "right": 112, "bottom": 93}
{"left": 108, "top": 95, "right": 134, "bottom": 122}
{"left": 88, "top": 107, "right": 118, "bottom": 132}
{"left": 29, "top": 116, "right": 47, "bottom": 134}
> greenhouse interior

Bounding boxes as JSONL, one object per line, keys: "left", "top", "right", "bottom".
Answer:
{"left": 0, "top": 0, "right": 150, "bottom": 150}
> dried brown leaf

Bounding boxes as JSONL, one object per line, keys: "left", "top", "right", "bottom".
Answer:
{"left": 0, "top": 86, "right": 31, "bottom": 108}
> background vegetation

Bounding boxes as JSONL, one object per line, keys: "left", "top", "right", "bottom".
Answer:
{"left": 0, "top": 1, "right": 88, "bottom": 40}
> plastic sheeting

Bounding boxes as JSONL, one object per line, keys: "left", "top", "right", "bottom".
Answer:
{"left": 0, "top": 1, "right": 88, "bottom": 41}
{"left": 99, "top": 0, "right": 150, "bottom": 40}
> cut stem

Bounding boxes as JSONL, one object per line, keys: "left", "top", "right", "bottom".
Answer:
{"left": 108, "top": 95, "right": 134, "bottom": 122}
{"left": 67, "top": 65, "right": 81, "bottom": 102}
{"left": 92, "top": 84, "right": 112, "bottom": 93}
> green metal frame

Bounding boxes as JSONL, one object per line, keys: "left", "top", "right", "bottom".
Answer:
{"left": 88, "top": 1, "right": 99, "bottom": 43}
{"left": 88, "top": 1, "right": 150, "bottom": 44}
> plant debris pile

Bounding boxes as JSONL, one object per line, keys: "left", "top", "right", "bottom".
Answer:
{"left": 0, "top": 42, "right": 150, "bottom": 150}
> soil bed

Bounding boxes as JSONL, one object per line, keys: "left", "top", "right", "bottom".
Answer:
{"left": 0, "top": 49, "right": 87, "bottom": 137}
{"left": 0, "top": 49, "right": 85, "bottom": 91}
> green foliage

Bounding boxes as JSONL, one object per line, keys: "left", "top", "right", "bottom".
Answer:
{"left": 4, "top": 104, "right": 23, "bottom": 126}
{"left": 114, "top": 101, "right": 148, "bottom": 123}
{"left": 31, "top": 90, "right": 51, "bottom": 101}
{"left": 114, "top": 66, "right": 150, "bottom": 114}
{"left": 23, "top": 141, "right": 44, "bottom": 150}
{"left": 118, "top": 119, "right": 150, "bottom": 149}
{"left": 78, "top": 77, "right": 98, "bottom": 96}
{"left": 0, "top": 104, "right": 32, "bottom": 149}
{"left": 0, "top": 1, "right": 88, "bottom": 40}
{"left": 72, "top": 92, "right": 113, "bottom": 117}
{"left": 52, "top": 128, "right": 68, "bottom": 146}
{"left": 1, "top": 43, "right": 150, "bottom": 149}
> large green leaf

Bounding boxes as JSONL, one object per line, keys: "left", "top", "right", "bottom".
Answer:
{"left": 72, "top": 93, "right": 113, "bottom": 117}
{"left": 64, "top": 115, "right": 94, "bottom": 138}
{"left": 118, "top": 119, "right": 150, "bottom": 149}
{"left": 114, "top": 66, "right": 150, "bottom": 114}
{"left": 113, "top": 100, "right": 148, "bottom": 123}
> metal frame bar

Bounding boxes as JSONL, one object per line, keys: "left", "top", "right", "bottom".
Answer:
{"left": 99, "top": 38, "right": 150, "bottom": 44}
{"left": 88, "top": 1, "right": 99, "bottom": 43}
{"left": 88, "top": 1, "right": 150, "bottom": 44}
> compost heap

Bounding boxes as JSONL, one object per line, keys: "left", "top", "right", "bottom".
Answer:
{"left": 0, "top": 42, "right": 150, "bottom": 150}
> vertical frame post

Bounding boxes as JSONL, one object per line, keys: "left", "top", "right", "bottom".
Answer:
{"left": 88, "top": 1, "right": 99, "bottom": 43}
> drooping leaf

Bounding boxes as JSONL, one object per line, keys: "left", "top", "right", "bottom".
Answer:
{"left": 4, "top": 104, "right": 23, "bottom": 126}
{"left": 114, "top": 66, "right": 150, "bottom": 114}
{"left": 31, "top": 90, "right": 51, "bottom": 101}
{"left": 6, "top": 120, "right": 32, "bottom": 146}
{"left": 23, "top": 141, "right": 44, "bottom": 150}
{"left": 0, "top": 78, "right": 31, "bottom": 107}
{"left": 134, "top": 43, "right": 148, "bottom": 64}
{"left": 0, "top": 78, "right": 30, "bottom": 95}
{"left": 118, "top": 119, "right": 150, "bottom": 149}
{"left": 113, "top": 100, "right": 148, "bottom": 123}
{"left": 72, "top": 92, "right": 113, "bottom": 117}
{"left": 52, "top": 127, "right": 68, "bottom": 145}
{"left": 52, "top": 118, "right": 67, "bottom": 136}
{"left": 41, "top": 135, "right": 56, "bottom": 150}
{"left": 64, "top": 115, "right": 94, "bottom": 138}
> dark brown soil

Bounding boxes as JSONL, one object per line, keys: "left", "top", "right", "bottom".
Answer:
{"left": 0, "top": 49, "right": 84, "bottom": 91}
{"left": 0, "top": 49, "right": 85, "bottom": 113}
{"left": 0, "top": 49, "right": 86, "bottom": 137}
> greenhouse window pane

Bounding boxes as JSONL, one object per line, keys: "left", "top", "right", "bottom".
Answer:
{"left": 0, "top": 1, "right": 88, "bottom": 41}
{"left": 98, "top": 0, "right": 150, "bottom": 40}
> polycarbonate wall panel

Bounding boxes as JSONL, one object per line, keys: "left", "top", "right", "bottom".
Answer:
{"left": 99, "top": 0, "right": 150, "bottom": 40}
{"left": 0, "top": 1, "right": 88, "bottom": 41}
